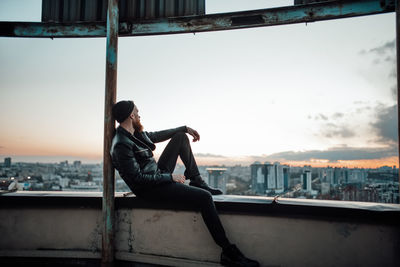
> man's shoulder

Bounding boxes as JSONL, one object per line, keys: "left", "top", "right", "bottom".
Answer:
{"left": 112, "top": 128, "right": 134, "bottom": 148}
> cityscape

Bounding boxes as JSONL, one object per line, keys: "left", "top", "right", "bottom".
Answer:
{"left": 1, "top": 156, "right": 398, "bottom": 204}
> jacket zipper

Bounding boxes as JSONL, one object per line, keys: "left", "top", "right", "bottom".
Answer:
{"left": 132, "top": 135, "right": 153, "bottom": 151}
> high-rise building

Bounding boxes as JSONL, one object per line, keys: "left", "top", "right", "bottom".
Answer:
{"left": 283, "top": 166, "right": 290, "bottom": 190}
{"left": 348, "top": 169, "right": 367, "bottom": 184}
{"left": 206, "top": 168, "right": 227, "bottom": 194}
{"left": 326, "top": 168, "right": 335, "bottom": 185}
{"left": 73, "top": 160, "right": 82, "bottom": 169}
{"left": 4, "top": 157, "right": 11, "bottom": 168}
{"left": 251, "top": 162, "right": 266, "bottom": 194}
{"left": 265, "top": 162, "right": 275, "bottom": 190}
{"left": 274, "top": 162, "right": 284, "bottom": 189}
{"left": 317, "top": 168, "right": 325, "bottom": 182}
{"left": 302, "top": 170, "right": 312, "bottom": 192}
{"left": 60, "top": 160, "right": 69, "bottom": 168}
{"left": 344, "top": 168, "right": 349, "bottom": 183}
{"left": 251, "top": 161, "right": 289, "bottom": 194}
{"left": 333, "top": 167, "right": 341, "bottom": 184}
{"left": 321, "top": 182, "right": 330, "bottom": 195}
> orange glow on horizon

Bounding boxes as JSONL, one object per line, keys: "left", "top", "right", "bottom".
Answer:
{"left": 0, "top": 139, "right": 102, "bottom": 160}
{"left": 192, "top": 156, "right": 399, "bottom": 169}
{"left": 282, "top": 156, "right": 399, "bottom": 168}
{"left": 1, "top": 144, "right": 398, "bottom": 168}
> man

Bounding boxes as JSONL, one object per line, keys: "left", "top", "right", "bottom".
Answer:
{"left": 110, "top": 100, "right": 259, "bottom": 267}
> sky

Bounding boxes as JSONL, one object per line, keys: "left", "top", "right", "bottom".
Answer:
{"left": 0, "top": 0, "right": 398, "bottom": 167}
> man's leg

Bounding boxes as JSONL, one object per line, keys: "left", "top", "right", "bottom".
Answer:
{"left": 157, "top": 132, "right": 223, "bottom": 195}
{"left": 136, "top": 182, "right": 230, "bottom": 249}
{"left": 135, "top": 183, "right": 260, "bottom": 267}
{"left": 157, "top": 132, "right": 200, "bottom": 179}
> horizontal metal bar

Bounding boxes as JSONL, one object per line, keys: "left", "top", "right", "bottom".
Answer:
{"left": 0, "top": 21, "right": 106, "bottom": 38}
{"left": 0, "top": 0, "right": 395, "bottom": 38}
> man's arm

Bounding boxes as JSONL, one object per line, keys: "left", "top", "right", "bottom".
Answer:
{"left": 147, "top": 126, "right": 200, "bottom": 143}
{"left": 146, "top": 126, "right": 187, "bottom": 143}
{"left": 113, "top": 143, "right": 172, "bottom": 186}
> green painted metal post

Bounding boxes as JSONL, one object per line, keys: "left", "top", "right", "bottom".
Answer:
{"left": 396, "top": 0, "right": 400, "bottom": 201}
{"left": 102, "top": 0, "right": 118, "bottom": 265}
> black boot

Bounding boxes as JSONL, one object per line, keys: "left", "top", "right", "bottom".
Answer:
{"left": 221, "top": 244, "right": 260, "bottom": 267}
{"left": 189, "top": 176, "right": 223, "bottom": 195}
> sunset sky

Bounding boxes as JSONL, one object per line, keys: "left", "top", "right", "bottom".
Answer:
{"left": 0, "top": 0, "right": 398, "bottom": 168}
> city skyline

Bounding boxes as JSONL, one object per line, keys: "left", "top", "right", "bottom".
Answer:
{"left": 0, "top": 0, "right": 398, "bottom": 168}
{"left": 0, "top": 154, "right": 398, "bottom": 169}
{"left": 2, "top": 157, "right": 397, "bottom": 204}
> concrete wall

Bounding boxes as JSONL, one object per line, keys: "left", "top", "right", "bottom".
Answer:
{"left": 1, "top": 203, "right": 399, "bottom": 267}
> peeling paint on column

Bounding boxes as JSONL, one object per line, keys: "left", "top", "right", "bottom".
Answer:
{"left": 102, "top": 0, "right": 118, "bottom": 264}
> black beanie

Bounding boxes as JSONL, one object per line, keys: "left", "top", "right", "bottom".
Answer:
{"left": 112, "top": 100, "right": 134, "bottom": 123}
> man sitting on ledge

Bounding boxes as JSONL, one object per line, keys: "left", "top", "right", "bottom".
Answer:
{"left": 110, "top": 100, "right": 259, "bottom": 267}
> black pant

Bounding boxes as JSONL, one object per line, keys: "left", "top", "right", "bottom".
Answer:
{"left": 135, "top": 132, "right": 230, "bottom": 249}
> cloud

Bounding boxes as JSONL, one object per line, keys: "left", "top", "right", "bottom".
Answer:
{"left": 370, "top": 104, "right": 398, "bottom": 144}
{"left": 310, "top": 111, "right": 355, "bottom": 139}
{"left": 389, "top": 68, "right": 396, "bottom": 78}
{"left": 368, "top": 40, "right": 395, "bottom": 55}
{"left": 385, "top": 56, "right": 395, "bottom": 63}
{"left": 355, "top": 106, "right": 371, "bottom": 113}
{"left": 372, "top": 58, "right": 380, "bottom": 65}
{"left": 321, "top": 123, "right": 355, "bottom": 138}
{"left": 311, "top": 112, "right": 343, "bottom": 121}
{"left": 319, "top": 114, "right": 328, "bottom": 120}
{"left": 353, "top": 101, "right": 368, "bottom": 105}
{"left": 264, "top": 146, "right": 397, "bottom": 162}
{"left": 360, "top": 39, "right": 396, "bottom": 101}
{"left": 391, "top": 85, "right": 397, "bottom": 99}
{"left": 332, "top": 112, "right": 344, "bottom": 119}
{"left": 314, "top": 113, "right": 328, "bottom": 121}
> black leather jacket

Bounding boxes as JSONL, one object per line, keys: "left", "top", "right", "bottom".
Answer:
{"left": 110, "top": 125, "right": 187, "bottom": 192}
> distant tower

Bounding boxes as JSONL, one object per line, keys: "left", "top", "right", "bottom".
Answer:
{"left": 73, "top": 160, "right": 82, "bottom": 169}
{"left": 343, "top": 168, "right": 349, "bottom": 183}
{"left": 206, "top": 168, "right": 227, "bottom": 194}
{"left": 265, "top": 162, "right": 275, "bottom": 190}
{"left": 60, "top": 160, "right": 69, "bottom": 168}
{"left": 274, "top": 162, "right": 284, "bottom": 190}
{"left": 4, "top": 157, "right": 11, "bottom": 168}
{"left": 326, "top": 168, "right": 335, "bottom": 185}
{"left": 251, "top": 162, "right": 266, "bottom": 194}
{"left": 302, "top": 170, "right": 312, "bottom": 192}
{"left": 333, "top": 167, "right": 342, "bottom": 184}
{"left": 283, "top": 166, "right": 290, "bottom": 190}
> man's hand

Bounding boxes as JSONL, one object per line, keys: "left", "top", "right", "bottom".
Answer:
{"left": 172, "top": 174, "right": 185, "bottom": 184}
{"left": 187, "top": 127, "right": 200, "bottom": 142}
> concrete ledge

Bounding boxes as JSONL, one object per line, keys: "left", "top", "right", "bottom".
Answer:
{"left": 1, "top": 191, "right": 399, "bottom": 224}
{"left": 1, "top": 192, "right": 400, "bottom": 266}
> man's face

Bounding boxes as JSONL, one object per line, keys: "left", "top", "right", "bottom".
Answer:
{"left": 131, "top": 106, "right": 143, "bottom": 132}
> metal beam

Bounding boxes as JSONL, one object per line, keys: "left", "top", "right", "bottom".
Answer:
{"left": 396, "top": 0, "right": 400, "bottom": 198}
{"left": 102, "top": 0, "right": 118, "bottom": 265}
{"left": 0, "top": 0, "right": 394, "bottom": 38}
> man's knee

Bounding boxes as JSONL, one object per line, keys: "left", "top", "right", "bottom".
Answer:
{"left": 198, "top": 189, "right": 213, "bottom": 203}
{"left": 172, "top": 131, "right": 188, "bottom": 142}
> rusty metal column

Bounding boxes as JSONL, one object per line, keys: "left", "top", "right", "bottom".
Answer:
{"left": 102, "top": 0, "right": 118, "bottom": 265}
{"left": 397, "top": 0, "right": 400, "bottom": 200}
